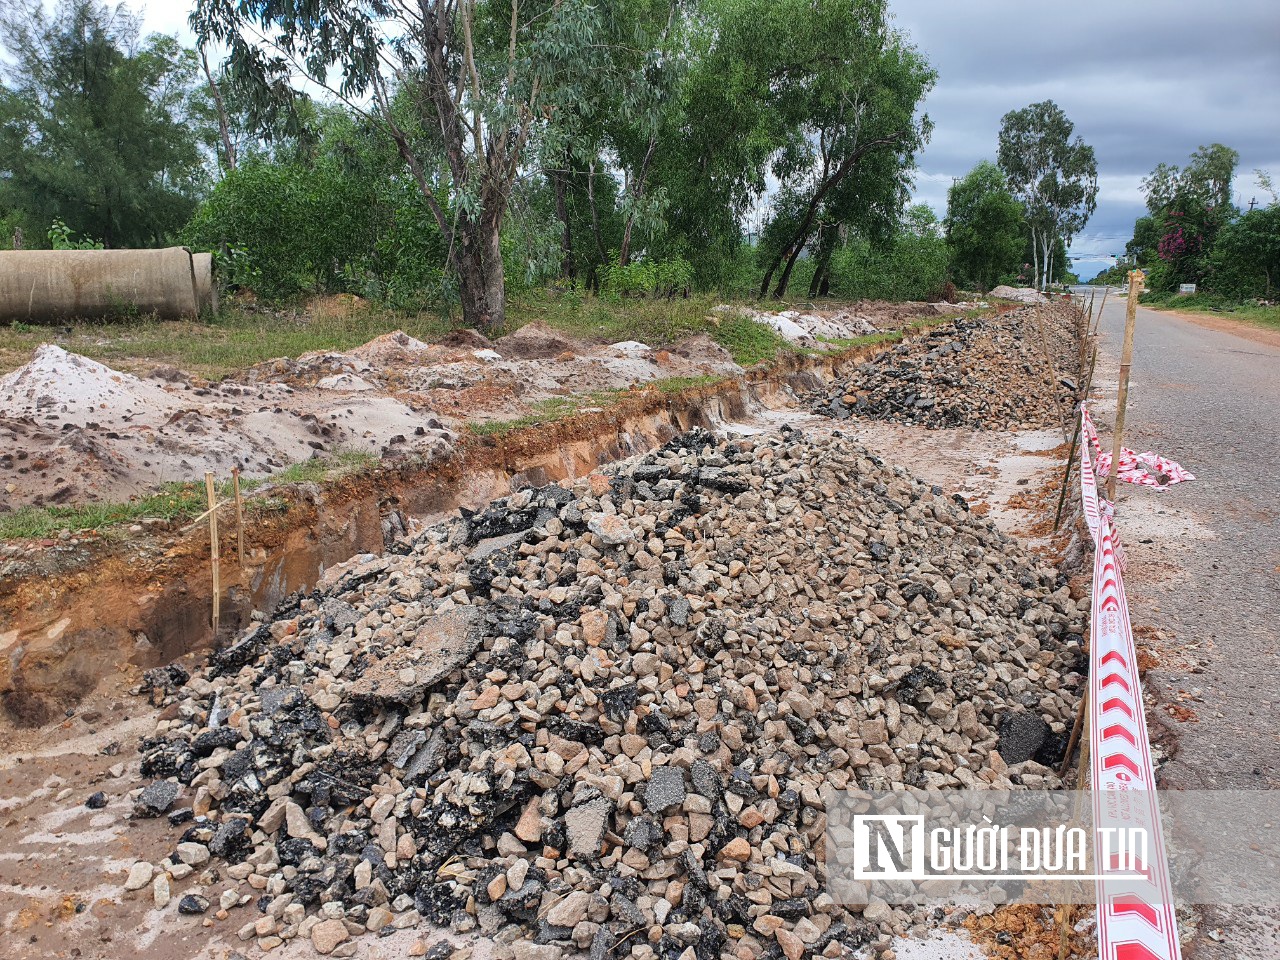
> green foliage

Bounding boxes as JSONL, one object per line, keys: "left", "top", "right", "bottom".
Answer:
{"left": 599, "top": 255, "right": 693, "bottom": 298}
{"left": 1138, "top": 144, "right": 1240, "bottom": 290}
{"left": 997, "top": 100, "right": 1098, "bottom": 290}
{"left": 725, "top": 0, "right": 935, "bottom": 298}
{"left": 1208, "top": 205, "right": 1280, "bottom": 299}
{"left": 48, "top": 218, "right": 104, "bottom": 250}
{"left": 945, "top": 161, "right": 1024, "bottom": 291}
{"left": 710, "top": 316, "right": 793, "bottom": 367}
{"left": 0, "top": 0, "right": 210, "bottom": 248}
{"left": 827, "top": 229, "right": 951, "bottom": 301}
{"left": 183, "top": 112, "right": 451, "bottom": 304}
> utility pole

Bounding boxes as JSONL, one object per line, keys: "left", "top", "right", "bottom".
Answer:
{"left": 1248, "top": 197, "right": 1258, "bottom": 212}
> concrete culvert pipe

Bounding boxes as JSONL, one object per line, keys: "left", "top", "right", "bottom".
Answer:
{"left": 192, "top": 251, "right": 218, "bottom": 314}
{"left": 0, "top": 247, "right": 201, "bottom": 323}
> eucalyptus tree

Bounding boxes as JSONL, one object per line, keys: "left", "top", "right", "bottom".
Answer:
{"left": 733, "top": 0, "right": 934, "bottom": 299}
{"left": 193, "top": 0, "right": 640, "bottom": 332}
{"left": 996, "top": 100, "right": 1098, "bottom": 291}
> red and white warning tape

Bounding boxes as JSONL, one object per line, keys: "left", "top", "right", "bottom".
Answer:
{"left": 1079, "top": 404, "right": 1191, "bottom": 960}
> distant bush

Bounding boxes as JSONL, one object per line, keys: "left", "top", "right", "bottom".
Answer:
{"left": 827, "top": 232, "right": 951, "bottom": 301}
{"left": 599, "top": 255, "right": 694, "bottom": 299}
{"left": 48, "top": 219, "right": 104, "bottom": 250}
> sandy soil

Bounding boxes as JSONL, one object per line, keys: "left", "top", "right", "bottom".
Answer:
{"left": 0, "top": 397, "right": 1073, "bottom": 960}
{"left": 0, "top": 326, "right": 739, "bottom": 512}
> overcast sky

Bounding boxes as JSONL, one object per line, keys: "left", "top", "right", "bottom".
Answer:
{"left": 136, "top": 0, "right": 1280, "bottom": 280}
{"left": 891, "top": 0, "right": 1280, "bottom": 278}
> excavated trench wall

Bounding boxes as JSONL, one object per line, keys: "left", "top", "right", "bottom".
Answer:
{"left": 0, "top": 247, "right": 215, "bottom": 323}
{"left": 0, "top": 360, "right": 834, "bottom": 725}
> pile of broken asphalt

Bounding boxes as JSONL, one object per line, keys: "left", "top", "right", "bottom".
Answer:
{"left": 120, "top": 426, "right": 1086, "bottom": 959}
{"left": 808, "top": 304, "right": 1081, "bottom": 431}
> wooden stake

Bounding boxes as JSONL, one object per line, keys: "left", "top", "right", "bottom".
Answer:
{"left": 205, "top": 471, "right": 220, "bottom": 636}
{"left": 232, "top": 466, "right": 245, "bottom": 568}
{"left": 1107, "top": 272, "right": 1142, "bottom": 501}
{"left": 1053, "top": 416, "right": 1082, "bottom": 532}
{"left": 1059, "top": 688, "right": 1089, "bottom": 779}
{"left": 1057, "top": 687, "right": 1092, "bottom": 959}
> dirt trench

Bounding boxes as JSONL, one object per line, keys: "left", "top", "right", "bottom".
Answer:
{"left": 0, "top": 353, "right": 845, "bottom": 727}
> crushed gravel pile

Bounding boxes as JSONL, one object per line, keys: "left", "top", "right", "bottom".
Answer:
{"left": 809, "top": 305, "right": 1080, "bottom": 430}
{"left": 127, "top": 427, "right": 1086, "bottom": 958}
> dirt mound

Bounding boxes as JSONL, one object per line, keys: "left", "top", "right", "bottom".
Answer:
{"left": 1, "top": 344, "right": 179, "bottom": 419}
{"left": 0, "top": 345, "right": 455, "bottom": 511}
{"left": 668, "top": 333, "right": 736, "bottom": 366}
{"left": 437, "top": 328, "right": 496, "bottom": 351}
{"left": 809, "top": 303, "right": 1080, "bottom": 431}
{"left": 124, "top": 427, "right": 1083, "bottom": 956}
{"left": 495, "top": 322, "right": 580, "bottom": 359}
{"left": 989, "top": 286, "right": 1047, "bottom": 305}
{"left": 348, "top": 330, "right": 433, "bottom": 364}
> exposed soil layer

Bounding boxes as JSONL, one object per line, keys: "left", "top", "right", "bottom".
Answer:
{"left": 0, "top": 348, "right": 845, "bottom": 726}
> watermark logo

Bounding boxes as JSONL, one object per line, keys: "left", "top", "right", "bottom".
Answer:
{"left": 851, "top": 813, "right": 1145, "bottom": 882}
{"left": 827, "top": 789, "right": 1280, "bottom": 907}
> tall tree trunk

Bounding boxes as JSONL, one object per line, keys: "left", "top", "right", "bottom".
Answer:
{"left": 200, "top": 48, "right": 236, "bottom": 172}
{"left": 759, "top": 254, "right": 782, "bottom": 298}
{"left": 586, "top": 160, "right": 607, "bottom": 265}
{"left": 550, "top": 163, "right": 574, "bottom": 280}
{"left": 1030, "top": 227, "right": 1040, "bottom": 292}
{"left": 619, "top": 135, "right": 657, "bottom": 267}
{"left": 482, "top": 214, "right": 506, "bottom": 330}
{"left": 453, "top": 215, "right": 505, "bottom": 334}
{"left": 808, "top": 228, "right": 836, "bottom": 299}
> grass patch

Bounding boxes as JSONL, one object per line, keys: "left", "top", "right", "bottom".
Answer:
{"left": 1141, "top": 292, "right": 1280, "bottom": 331}
{"left": 465, "top": 390, "right": 628, "bottom": 437}
{"left": 707, "top": 315, "right": 792, "bottom": 366}
{"left": 0, "top": 291, "right": 805, "bottom": 378}
{"left": 0, "top": 307, "right": 456, "bottom": 379}
{"left": 0, "top": 451, "right": 378, "bottom": 541}
{"left": 650, "top": 374, "right": 725, "bottom": 393}
{"left": 504, "top": 291, "right": 725, "bottom": 344}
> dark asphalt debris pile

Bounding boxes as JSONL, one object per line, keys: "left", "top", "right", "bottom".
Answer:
{"left": 809, "top": 304, "right": 1081, "bottom": 430}
{"left": 125, "top": 428, "right": 1086, "bottom": 958}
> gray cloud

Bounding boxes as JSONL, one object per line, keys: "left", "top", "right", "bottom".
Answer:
{"left": 894, "top": 0, "right": 1280, "bottom": 274}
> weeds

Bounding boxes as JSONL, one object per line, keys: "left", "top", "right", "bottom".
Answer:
{"left": 1141, "top": 291, "right": 1280, "bottom": 331}
{"left": 0, "top": 450, "right": 378, "bottom": 541}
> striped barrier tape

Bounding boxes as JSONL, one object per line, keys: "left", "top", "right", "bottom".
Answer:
{"left": 1078, "top": 403, "right": 1192, "bottom": 960}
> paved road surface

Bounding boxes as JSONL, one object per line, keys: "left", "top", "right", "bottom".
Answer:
{"left": 1086, "top": 294, "right": 1280, "bottom": 956}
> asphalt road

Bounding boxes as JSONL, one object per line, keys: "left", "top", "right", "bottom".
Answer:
{"left": 1085, "top": 293, "right": 1280, "bottom": 956}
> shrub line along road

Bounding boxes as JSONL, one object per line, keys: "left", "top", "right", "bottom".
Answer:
{"left": 1087, "top": 294, "right": 1280, "bottom": 957}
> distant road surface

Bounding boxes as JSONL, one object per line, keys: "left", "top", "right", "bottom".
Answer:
{"left": 1083, "top": 293, "right": 1280, "bottom": 957}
